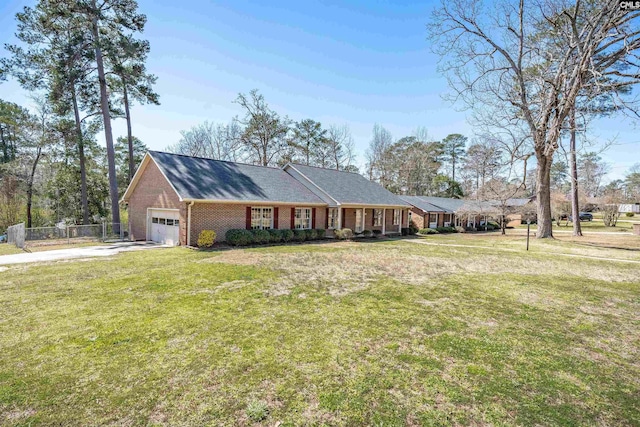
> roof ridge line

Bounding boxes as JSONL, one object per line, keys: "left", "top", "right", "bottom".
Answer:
{"left": 150, "top": 150, "right": 283, "bottom": 170}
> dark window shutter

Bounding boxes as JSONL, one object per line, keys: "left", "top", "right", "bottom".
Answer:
{"left": 312, "top": 208, "right": 316, "bottom": 229}
{"left": 325, "top": 208, "right": 329, "bottom": 229}
{"left": 274, "top": 207, "right": 279, "bottom": 229}
{"left": 291, "top": 207, "right": 295, "bottom": 229}
{"left": 402, "top": 210, "right": 406, "bottom": 227}
{"left": 246, "top": 207, "right": 251, "bottom": 230}
{"left": 372, "top": 209, "right": 375, "bottom": 226}
{"left": 342, "top": 208, "right": 346, "bottom": 228}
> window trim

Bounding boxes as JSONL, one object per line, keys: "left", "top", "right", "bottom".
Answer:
{"left": 294, "top": 207, "right": 312, "bottom": 230}
{"left": 251, "top": 206, "right": 274, "bottom": 230}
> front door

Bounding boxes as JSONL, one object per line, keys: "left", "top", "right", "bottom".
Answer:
{"left": 355, "top": 209, "right": 363, "bottom": 233}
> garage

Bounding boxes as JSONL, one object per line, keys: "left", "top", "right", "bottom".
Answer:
{"left": 148, "top": 209, "right": 180, "bottom": 246}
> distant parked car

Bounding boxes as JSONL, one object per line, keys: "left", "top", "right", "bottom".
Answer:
{"left": 0, "top": 234, "right": 6, "bottom": 243}
{"left": 569, "top": 212, "right": 593, "bottom": 221}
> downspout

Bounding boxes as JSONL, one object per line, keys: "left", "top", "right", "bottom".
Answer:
{"left": 187, "top": 201, "right": 195, "bottom": 246}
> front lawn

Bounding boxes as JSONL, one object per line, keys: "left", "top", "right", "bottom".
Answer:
{"left": 1, "top": 235, "right": 639, "bottom": 425}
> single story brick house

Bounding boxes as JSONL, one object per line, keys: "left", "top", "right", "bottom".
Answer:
{"left": 401, "top": 195, "right": 535, "bottom": 229}
{"left": 121, "top": 151, "right": 411, "bottom": 245}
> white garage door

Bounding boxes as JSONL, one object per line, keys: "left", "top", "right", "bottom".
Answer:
{"left": 149, "top": 209, "right": 179, "bottom": 246}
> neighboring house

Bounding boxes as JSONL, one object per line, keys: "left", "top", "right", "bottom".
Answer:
{"left": 619, "top": 203, "right": 640, "bottom": 214}
{"left": 401, "top": 195, "right": 533, "bottom": 229}
{"left": 121, "top": 151, "right": 410, "bottom": 245}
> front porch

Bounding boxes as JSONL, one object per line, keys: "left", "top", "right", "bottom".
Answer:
{"left": 329, "top": 206, "right": 409, "bottom": 236}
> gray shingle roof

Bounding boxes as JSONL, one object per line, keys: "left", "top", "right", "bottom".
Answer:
{"left": 399, "top": 196, "right": 446, "bottom": 213}
{"left": 416, "top": 196, "right": 466, "bottom": 213}
{"left": 287, "top": 163, "right": 409, "bottom": 206}
{"left": 150, "top": 151, "right": 325, "bottom": 204}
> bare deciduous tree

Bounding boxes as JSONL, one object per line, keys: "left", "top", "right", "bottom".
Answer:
{"left": 428, "top": 0, "right": 640, "bottom": 238}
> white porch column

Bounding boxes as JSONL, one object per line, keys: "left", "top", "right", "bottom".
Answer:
{"left": 399, "top": 209, "right": 403, "bottom": 232}
{"left": 361, "top": 208, "right": 366, "bottom": 232}
{"left": 382, "top": 208, "right": 386, "bottom": 235}
{"left": 337, "top": 207, "right": 342, "bottom": 230}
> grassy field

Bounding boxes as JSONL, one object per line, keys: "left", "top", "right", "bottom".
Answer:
{"left": 1, "top": 233, "right": 639, "bottom": 425}
{"left": 515, "top": 218, "right": 636, "bottom": 232}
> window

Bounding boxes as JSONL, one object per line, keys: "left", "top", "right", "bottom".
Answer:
{"left": 251, "top": 207, "right": 273, "bottom": 229}
{"left": 174, "top": 219, "right": 179, "bottom": 226}
{"left": 166, "top": 219, "right": 174, "bottom": 226}
{"left": 393, "top": 209, "right": 400, "bottom": 225}
{"left": 295, "top": 208, "right": 312, "bottom": 229}
{"left": 152, "top": 217, "right": 159, "bottom": 224}
{"left": 159, "top": 218, "right": 166, "bottom": 225}
{"left": 373, "top": 209, "right": 382, "bottom": 226}
{"left": 429, "top": 213, "right": 437, "bottom": 223}
{"left": 328, "top": 208, "right": 339, "bottom": 229}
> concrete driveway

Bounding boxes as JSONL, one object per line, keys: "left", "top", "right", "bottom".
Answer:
{"left": 0, "top": 242, "right": 167, "bottom": 266}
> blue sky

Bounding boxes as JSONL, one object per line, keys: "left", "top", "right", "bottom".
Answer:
{"left": 0, "top": 0, "right": 638, "bottom": 179}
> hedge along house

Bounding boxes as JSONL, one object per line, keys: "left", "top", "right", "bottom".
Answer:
{"left": 283, "top": 163, "right": 411, "bottom": 237}
{"left": 121, "top": 151, "right": 411, "bottom": 245}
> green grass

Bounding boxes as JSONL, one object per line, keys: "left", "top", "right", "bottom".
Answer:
{"left": 516, "top": 218, "right": 635, "bottom": 232}
{"left": 1, "top": 235, "right": 639, "bottom": 425}
{"left": 0, "top": 241, "right": 103, "bottom": 256}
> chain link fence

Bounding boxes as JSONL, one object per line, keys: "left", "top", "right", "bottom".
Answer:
{"left": 3, "top": 222, "right": 128, "bottom": 248}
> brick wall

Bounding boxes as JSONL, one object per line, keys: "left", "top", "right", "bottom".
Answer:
{"left": 127, "top": 160, "right": 185, "bottom": 242}
{"left": 189, "top": 204, "right": 327, "bottom": 243}
{"left": 410, "top": 207, "right": 426, "bottom": 229}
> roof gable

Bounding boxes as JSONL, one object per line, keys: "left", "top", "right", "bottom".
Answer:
{"left": 144, "top": 152, "right": 326, "bottom": 204}
{"left": 285, "top": 163, "right": 409, "bottom": 207}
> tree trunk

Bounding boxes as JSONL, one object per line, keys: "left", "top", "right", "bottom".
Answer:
{"left": 122, "top": 75, "right": 135, "bottom": 183}
{"left": 535, "top": 153, "right": 553, "bottom": 238}
{"left": 0, "top": 126, "right": 7, "bottom": 163}
{"left": 569, "top": 110, "right": 582, "bottom": 237}
{"left": 26, "top": 146, "right": 43, "bottom": 228}
{"left": 91, "top": 8, "right": 121, "bottom": 231}
{"left": 71, "top": 86, "right": 90, "bottom": 225}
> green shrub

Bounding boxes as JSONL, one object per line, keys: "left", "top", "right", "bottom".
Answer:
{"left": 401, "top": 226, "right": 417, "bottom": 236}
{"left": 334, "top": 228, "right": 354, "bottom": 240}
{"left": 280, "top": 229, "right": 294, "bottom": 242}
{"left": 626, "top": 212, "right": 635, "bottom": 217}
{"left": 455, "top": 226, "right": 466, "bottom": 233}
{"left": 315, "top": 228, "right": 326, "bottom": 239}
{"left": 362, "top": 229, "right": 372, "bottom": 237}
{"left": 268, "top": 229, "right": 282, "bottom": 243}
{"left": 419, "top": 228, "right": 439, "bottom": 235}
{"left": 251, "top": 229, "right": 271, "bottom": 244}
{"left": 225, "top": 229, "right": 254, "bottom": 246}
{"left": 372, "top": 229, "right": 382, "bottom": 237}
{"left": 435, "top": 226, "right": 456, "bottom": 233}
{"left": 292, "top": 229, "right": 307, "bottom": 241}
{"left": 197, "top": 230, "right": 216, "bottom": 248}
{"left": 306, "top": 229, "right": 318, "bottom": 240}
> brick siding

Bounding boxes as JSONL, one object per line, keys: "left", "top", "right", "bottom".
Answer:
{"left": 190, "top": 203, "right": 327, "bottom": 244}
{"left": 127, "top": 160, "right": 185, "bottom": 242}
